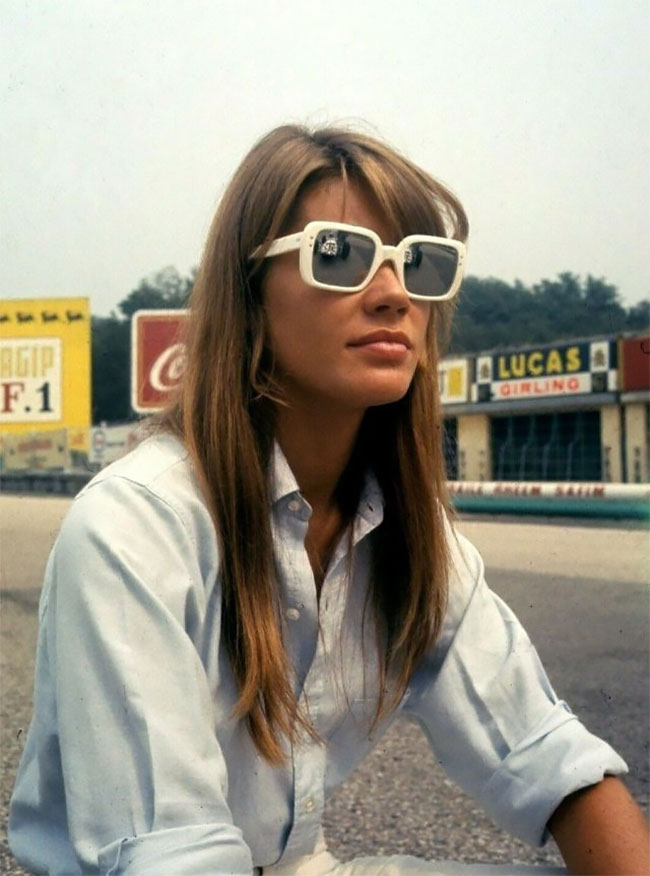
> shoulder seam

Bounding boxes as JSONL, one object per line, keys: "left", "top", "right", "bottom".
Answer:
{"left": 80, "top": 467, "right": 200, "bottom": 555}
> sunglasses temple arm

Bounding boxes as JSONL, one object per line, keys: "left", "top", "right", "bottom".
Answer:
{"left": 252, "top": 232, "right": 303, "bottom": 260}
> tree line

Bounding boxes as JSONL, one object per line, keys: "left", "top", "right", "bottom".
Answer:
{"left": 92, "top": 266, "right": 649, "bottom": 424}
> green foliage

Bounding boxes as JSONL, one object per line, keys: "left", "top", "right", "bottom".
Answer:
{"left": 625, "top": 299, "right": 650, "bottom": 332}
{"left": 450, "top": 272, "right": 648, "bottom": 354}
{"left": 91, "top": 316, "right": 131, "bottom": 423}
{"left": 118, "top": 266, "right": 194, "bottom": 319}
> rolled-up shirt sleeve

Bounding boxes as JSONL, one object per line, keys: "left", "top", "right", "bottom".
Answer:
{"left": 405, "top": 529, "right": 628, "bottom": 847}
{"left": 11, "top": 477, "right": 253, "bottom": 875}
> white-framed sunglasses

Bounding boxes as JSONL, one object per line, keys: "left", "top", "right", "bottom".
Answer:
{"left": 251, "top": 220, "right": 466, "bottom": 301}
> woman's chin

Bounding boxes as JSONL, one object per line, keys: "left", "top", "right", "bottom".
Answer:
{"left": 342, "top": 376, "right": 414, "bottom": 410}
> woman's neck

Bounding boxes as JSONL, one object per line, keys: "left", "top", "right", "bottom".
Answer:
{"left": 273, "top": 401, "right": 364, "bottom": 514}
{"left": 274, "top": 400, "right": 365, "bottom": 594}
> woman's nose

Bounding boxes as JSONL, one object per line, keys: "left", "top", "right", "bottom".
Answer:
{"left": 362, "top": 262, "right": 410, "bottom": 314}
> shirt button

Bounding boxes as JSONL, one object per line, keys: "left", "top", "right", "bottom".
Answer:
{"left": 304, "top": 797, "right": 315, "bottom": 812}
{"left": 288, "top": 499, "right": 301, "bottom": 512}
{"left": 285, "top": 607, "right": 300, "bottom": 621}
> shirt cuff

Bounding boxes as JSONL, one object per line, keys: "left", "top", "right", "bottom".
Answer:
{"left": 97, "top": 823, "right": 254, "bottom": 875}
{"left": 480, "top": 703, "right": 628, "bottom": 847}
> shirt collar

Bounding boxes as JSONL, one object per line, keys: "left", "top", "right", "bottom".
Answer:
{"left": 269, "top": 441, "right": 384, "bottom": 528}
{"left": 269, "top": 442, "right": 301, "bottom": 505}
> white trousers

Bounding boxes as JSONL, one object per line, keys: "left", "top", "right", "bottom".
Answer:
{"left": 259, "top": 833, "right": 566, "bottom": 875}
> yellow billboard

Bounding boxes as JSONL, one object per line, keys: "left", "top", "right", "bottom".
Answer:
{"left": 0, "top": 298, "right": 90, "bottom": 450}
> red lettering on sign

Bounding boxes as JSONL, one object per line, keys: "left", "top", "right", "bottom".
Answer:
{"left": 2, "top": 381, "right": 25, "bottom": 413}
{"left": 17, "top": 438, "right": 53, "bottom": 453}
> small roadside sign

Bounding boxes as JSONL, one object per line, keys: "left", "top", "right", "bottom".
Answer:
{"left": 92, "top": 428, "right": 106, "bottom": 458}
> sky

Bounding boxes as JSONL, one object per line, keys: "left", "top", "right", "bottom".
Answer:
{"left": 2, "top": 0, "right": 649, "bottom": 316}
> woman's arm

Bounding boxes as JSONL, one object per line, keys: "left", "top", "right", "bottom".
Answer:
{"left": 405, "top": 528, "right": 629, "bottom": 848}
{"left": 549, "top": 776, "right": 649, "bottom": 875}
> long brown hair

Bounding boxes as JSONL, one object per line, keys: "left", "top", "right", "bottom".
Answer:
{"left": 165, "top": 124, "right": 468, "bottom": 764}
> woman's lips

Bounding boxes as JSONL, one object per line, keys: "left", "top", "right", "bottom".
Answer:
{"left": 348, "top": 332, "right": 411, "bottom": 360}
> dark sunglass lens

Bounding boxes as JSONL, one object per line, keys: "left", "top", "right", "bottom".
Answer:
{"left": 404, "top": 242, "right": 458, "bottom": 298}
{"left": 312, "top": 229, "right": 375, "bottom": 288}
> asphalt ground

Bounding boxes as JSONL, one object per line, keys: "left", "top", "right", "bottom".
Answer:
{"left": 1, "top": 496, "right": 648, "bottom": 873}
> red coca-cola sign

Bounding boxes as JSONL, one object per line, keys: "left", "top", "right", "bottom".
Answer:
{"left": 131, "top": 310, "right": 189, "bottom": 413}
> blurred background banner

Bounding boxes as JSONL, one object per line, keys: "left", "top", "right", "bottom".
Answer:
{"left": 2, "top": 429, "right": 68, "bottom": 472}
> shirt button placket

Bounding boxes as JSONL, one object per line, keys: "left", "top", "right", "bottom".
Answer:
{"left": 285, "top": 740, "right": 326, "bottom": 858}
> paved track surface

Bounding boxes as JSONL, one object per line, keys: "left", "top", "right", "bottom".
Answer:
{"left": 1, "top": 496, "right": 648, "bottom": 872}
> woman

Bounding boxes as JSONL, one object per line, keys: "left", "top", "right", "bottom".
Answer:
{"left": 9, "top": 125, "right": 648, "bottom": 875}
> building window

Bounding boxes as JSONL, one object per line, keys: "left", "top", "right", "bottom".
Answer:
{"left": 491, "top": 411, "right": 602, "bottom": 481}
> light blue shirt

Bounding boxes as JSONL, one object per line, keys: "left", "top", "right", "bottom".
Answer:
{"left": 9, "top": 433, "right": 626, "bottom": 875}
